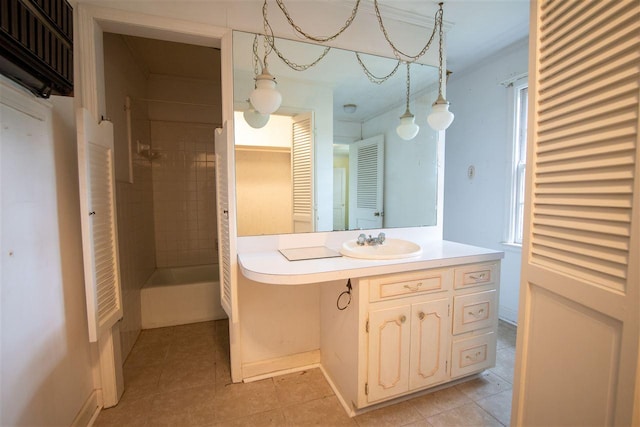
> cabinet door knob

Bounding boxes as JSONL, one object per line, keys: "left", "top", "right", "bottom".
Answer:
{"left": 418, "top": 312, "right": 425, "bottom": 320}
{"left": 399, "top": 315, "right": 407, "bottom": 323}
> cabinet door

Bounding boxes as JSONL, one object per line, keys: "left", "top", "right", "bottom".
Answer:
{"left": 368, "top": 305, "right": 411, "bottom": 402}
{"left": 409, "top": 298, "right": 450, "bottom": 390}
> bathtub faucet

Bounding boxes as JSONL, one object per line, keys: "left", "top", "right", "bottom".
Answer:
{"left": 357, "top": 232, "right": 386, "bottom": 246}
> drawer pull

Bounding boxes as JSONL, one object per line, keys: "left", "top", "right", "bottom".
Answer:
{"left": 468, "top": 308, "right": 485, "bottom": 318}
{"left": 469, "top": 273, "right": 487, "bottom": 281}
{"left": 399, "top": 315, "right": 407, "bottom": 323}
{"left": 465, "top": 351, "right": 484, "bottom": 362}
{"left": 403, "top": 282, "right": 423, "bottom": 291}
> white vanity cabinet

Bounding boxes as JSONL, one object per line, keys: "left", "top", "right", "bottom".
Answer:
{"left": 320, "top": 260, "right": 500, "bottom": 414}
{"left": 365, "top": 268, "right": 451, "bottom": 403}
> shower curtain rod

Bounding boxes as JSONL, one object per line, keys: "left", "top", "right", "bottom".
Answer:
{"left": 131, "top": 97, "right": 217, "bottom": 108}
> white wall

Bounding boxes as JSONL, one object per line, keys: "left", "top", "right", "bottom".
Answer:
{"left": 443, "top": 38, "right": 529, "bottom": 324}
{"left": 1, "top": 80, "right": 96, "bottom": 426}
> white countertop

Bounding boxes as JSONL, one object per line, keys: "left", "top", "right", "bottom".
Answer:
{"left": 238, "top": 239, "right": 504, "bottom": 285}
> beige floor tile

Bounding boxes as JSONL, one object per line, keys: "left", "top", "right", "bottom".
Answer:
{"left": 159, "top": 354, "right": 216, "bottom": 393}
{"left": 124, "top": 340, "right": 170, "bottom": 368}
{"left": 213, "top": 378, "right": 281, "bottom": 422}
{"left": 122, "top": 362, "right": 163, "bottom": 400}
{"left": 354, "top": 400, "right": 422, "bottom": 427}
{"left": 455, "top": 371, "right": 511, "bottom": 401}
{"left": 489, "top": 348, "right": 515, "bottom": 384}
{"left": 283, "top": 396, "right": 357, "bottom": 426}
{"left": 401, "top": 420, "right": 435, "bottom": 427}
{"left": 274, "top": 369, "right": 334, "bottom": 407}
{"left": 476, "top": 390, "right": 513, "bottom": 426}
{"left": 408, "top": 386, "right": 472, "bottom": 418}
{"left": 212, "top": 409, "right": 286, "bottom": 427}
{"left": 147, "top": 384, "right": 217, "bottom": 427}
{"left": 426, "top": 402, "right": 502, "bottom": 427}
{"left": 496, "top": 321, "right": 517, "bottom": 350}
{"left": 93, "top": 394, "right": 154, "bottom": 427}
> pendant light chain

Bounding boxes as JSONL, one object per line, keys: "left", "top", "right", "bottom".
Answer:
{"left": 373, "top": 0, "right": 441, "bottom": 63}
{"left": 273, "top": 0, "right": 361, "bottom": 43}
{"left": 262, "top": 1, "right": 333, "bottom": 72}
{"left": 355, "top": 52, "right": 401, "bottom": 85}
{"left": 405, "top": 62, "right": 411, "bottom": 111}
{"left": 437, "top": 3, "right": 445, "bottom": 98}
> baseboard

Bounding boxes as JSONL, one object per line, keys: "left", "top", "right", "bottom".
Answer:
{"left": 498, "top": 305, "right": 518, "bottom": 325}
{"left": 242, "top": 349, "right": 321, "bottom": 380}
{"left": 70, "top": 390, "right": 101, "bottom": 427}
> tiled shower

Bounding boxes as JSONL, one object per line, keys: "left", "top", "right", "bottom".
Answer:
{"left": 150, "top": 121, "right": 217, "bottom": 268}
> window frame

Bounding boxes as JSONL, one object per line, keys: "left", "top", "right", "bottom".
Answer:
{"left": 505, "top": 77, "right": 529, "bottom": 246}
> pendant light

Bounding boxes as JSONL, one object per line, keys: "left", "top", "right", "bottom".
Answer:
{"left": 396, "top": 62, "right": 419, "bottom": 141}
{"left": 243, "top": 100, "right": 270, "bottom": 128}
{"left": 249, "top": 66, "right": 282, "bottom": 115}
{"left": 427, "top": 2, "right": 454, "bottom": 131}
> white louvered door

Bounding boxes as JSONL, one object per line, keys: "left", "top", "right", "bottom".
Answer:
{"left": 291, "top": 112, "right": 315, "bottom": 232}
{"left": 349, "top": 135, "right": 384, "bottom": 229}
{"left": 77, "top": 108, "right": 122, "bottom": 343}
{"left": 215, "top": 124, "right": 238, "bottom": 322}
{"left": 512, "top": 1, "right": 639, "bottom": 425}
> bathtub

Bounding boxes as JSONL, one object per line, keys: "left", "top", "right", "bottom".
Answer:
{"left": 141, "top": 264, "right": 227, "bottom": 329}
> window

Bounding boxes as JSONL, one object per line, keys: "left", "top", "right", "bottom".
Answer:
{"left": 509, "top": 80, "right": 528, "bottom": 245}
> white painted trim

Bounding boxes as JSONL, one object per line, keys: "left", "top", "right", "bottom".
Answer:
{"left": 243, "top": 363, "right": 321, "bottom": 383}
{"left": 241, "top": 349, "right": 321, "bottom": 379}
{"left": 0, "top": 75, "right": 51, "bottom": 121}
{"left": 499, "top": 305, "right": 519, "bottom": 326}
{"left": 70, "top": 390, "right": 101, "bottom": 427}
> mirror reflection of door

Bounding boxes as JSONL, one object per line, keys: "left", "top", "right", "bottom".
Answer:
{"left": 291, "top": 112, "right": 315, "bottom": 232}
{"left": 333, "top": 168, "right": 346, "bottom": 230}
{"left": 349, "top": 134, "right": 384, "bottom": 229}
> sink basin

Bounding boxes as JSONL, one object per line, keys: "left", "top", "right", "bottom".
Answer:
{"left": 340, "top": 238, "right": 422, "bottom": 260}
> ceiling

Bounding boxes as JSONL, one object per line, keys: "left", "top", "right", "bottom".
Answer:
{"left": 121, "top": 0, "right": 529, "bottom": 122}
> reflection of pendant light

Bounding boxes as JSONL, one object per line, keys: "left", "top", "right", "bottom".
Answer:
{"left": 243, "top": 100, "right": 270, "bottom": 128}
{"left": 249, "top": 66, "right": 282, "bottom": 115}
{"left": 396, "top": 62, "right": 419, "bottom": 141}
{"left": 427, "top": 2, "right": 454, "bottom": 131}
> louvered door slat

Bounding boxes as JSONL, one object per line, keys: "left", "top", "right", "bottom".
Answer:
{"left": 530, "top": 1, "right": 639, "bottom": 293}
{"left": 291, "top": 112, "right": 314, "bottom": 232}
{"left": 215, "top": 125, "right": 237, "bottom": 323}
{"left": 77, "top": 108, "right": 122, "bottom": 342}
{"left": 540, "top": 46, "right": 638, "bottom": 103}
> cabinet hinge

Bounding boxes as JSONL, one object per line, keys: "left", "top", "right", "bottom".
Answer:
{"left": 366, "top": 319, "right": 369, "bottom": 333}
{"left": 365, "top": 383, "right": 369, "bottom": 395}
{"left": 448, "top": 304, "right": 451, "bottom": 317}
{"left": 446, "top": 360, "right": 448, "bottom": 373}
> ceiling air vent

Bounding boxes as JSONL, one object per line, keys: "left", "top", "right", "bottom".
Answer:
{"left": 0, "top": 0, "right": 73, "bottom": 98}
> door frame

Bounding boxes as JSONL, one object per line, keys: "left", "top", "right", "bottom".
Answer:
{"left": 74, "top": 3, "right": 234, "bottom": 407}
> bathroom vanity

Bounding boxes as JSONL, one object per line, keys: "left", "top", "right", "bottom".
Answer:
{"left": 238, "top": 235, "right": 503, "bottom": 415}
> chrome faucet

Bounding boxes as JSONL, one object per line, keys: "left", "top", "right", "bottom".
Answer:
{"left": 357, "top": 232, "right": 386, "bottom": 246}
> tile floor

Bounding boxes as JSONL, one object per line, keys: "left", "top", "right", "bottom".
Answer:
{"left": 95, "top": 320, "right": 517, "bottom": 426}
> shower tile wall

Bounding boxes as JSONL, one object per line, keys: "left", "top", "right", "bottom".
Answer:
{"left": 150, "top": 121, "right": 218, "bottom": 268}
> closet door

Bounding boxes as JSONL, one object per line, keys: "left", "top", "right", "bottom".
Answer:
{"left": 291, "top": 112, "right": 315, "bottom": 232}
{"left": 215, "top": 123, "right": 238, "bottom": 322}
{"left": 512, "top": 1, "right": 639, "bottom": 425}
{"left": 77, "top": 107, "right": 122, "bottom": 343}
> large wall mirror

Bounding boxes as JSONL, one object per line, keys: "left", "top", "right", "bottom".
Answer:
{"left": 233, "top": 31, "right": 441, "bottom": 237}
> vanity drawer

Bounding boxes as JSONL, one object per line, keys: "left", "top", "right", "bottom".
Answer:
{"left": 454, "top": 262, "right": 497, "bottom": 290}
{"left": 450, "top": 332, "right": 496, "bottom": 379}
{"left": 452, "top": 289, "right": 497, "bottom": 335}
{"left": 369, "top": 268, "right": 451, "bottom": 302}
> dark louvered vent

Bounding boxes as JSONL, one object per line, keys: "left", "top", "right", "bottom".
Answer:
{"left": 0, "top": 0, "right": 73, "bottom": 98}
